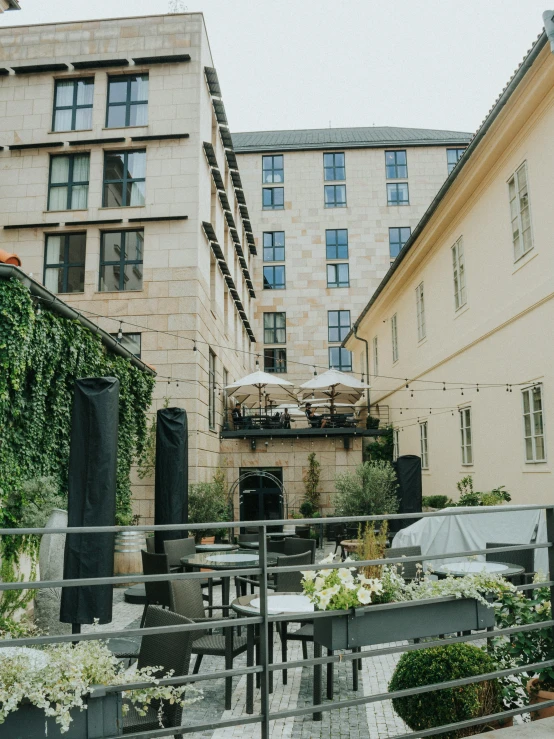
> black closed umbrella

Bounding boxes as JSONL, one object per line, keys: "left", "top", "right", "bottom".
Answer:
{"left": 154, "top": 407, "right": 188, "bottom": 553}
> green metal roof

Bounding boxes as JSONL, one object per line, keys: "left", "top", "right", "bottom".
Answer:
{"left": 232, "top": 126, "right": 472, "bottom": 154}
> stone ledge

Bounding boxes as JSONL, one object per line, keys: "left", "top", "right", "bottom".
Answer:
{"left": 473, "top": 717, "right": 554, "bottom": 737}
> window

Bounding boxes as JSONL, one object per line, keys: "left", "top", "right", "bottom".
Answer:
{"left": 52, "top": 78, "right": 94, "bottom": 132}
{"left": 44, "top": 232, "right": 86, "bottom": 293}
{"left": 372, "top": 336, "right": 379, "bottom": 377}
{"left": 323, "top": 152, "right": 345, "bottom": 181}
{"left": 452, "top": 236, "right": 467, "bottom": 310}
{"left": 328, "top": 310, "right": 351, "bottom": 342}
{"left": 106, "top": 74, "right": 148, "bottom": 128}
{"left": 393, "top": 428, "right": 399, "bottom": 462}
{"left": 522, "top": 385, "right": 545, "bottom": 462}
{"left": 391, "top": 313, "right": 399, "bottom": 363}
{"left": 48, "top": 154, "right": 89, "bottom": 211}
{"left": 103, "top": 150, "right": 146, "bottom": 207}
{"left": 447, "top": 148, "right": 465, "bottom": 174}
{"left": 264, "top": 348, "right": 287, "bottom": 374}
{"left": 326, "top": 229, "right": 348, "bottom": 259}
{"left": 264, "top": 312, "right": 286, "bottom": 343}
{"left": 223, "top": 367, "right": 229, "bottom": 414}
{"left": 262, "top": 187, "right": 284, "bottom": 210}
{"left": 509, "top": 162, "right": 532, "bottom": 261}
{"left": 209, "top": 350, "right": 216, "bottom": 429}
{"left": 263, "top": 231, "right": 285, "bottom": 261}
{"left": 419, "top": 421, "right": 429, "bottom": 469}
{"left": 387, "top": 183, "right": 409, "bottom": 206}
{"left": 263, "top": 265, "right": 285, "bottom": 289}
{"left": 112, "top": 332, "right": 141, "bottom": 358}
{"left": 460, "top": 407, "right": 473, "bottom": 465}
{"left": 389, "top": 227, "right": 411, "bottom": 259}
{"left": 327, "top": 263, "right": 349, "bottom": 288}
{"left": 99, "top": 230, "right": 144, "bottom": 291}
{"left": 324, "top": 184, "right": 347, "bottom": 208}
{"left": 416, "top": 282, "right": 426, "bottom": 341}
{"left": 262, "top": 155, "right": 284, "bottom": 184}
{"left": 329, "top": 346, "right": 352, "bottom": 372}
{"left": 385, "top": 150, "right": 407, "bottom": 179}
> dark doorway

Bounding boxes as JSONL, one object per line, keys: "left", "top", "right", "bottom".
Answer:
{"left": 239, "top": 467, "right": 284, "bottom": 532}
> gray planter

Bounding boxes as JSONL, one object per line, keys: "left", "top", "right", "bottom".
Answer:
{"left": 313, "top": 597, "right": 495, "bottom": 650}
{"left": 0, "top": 692, "right": 122, "bottom": 739}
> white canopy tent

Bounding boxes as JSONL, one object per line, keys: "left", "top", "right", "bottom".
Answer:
{"left": 225, "top": 370, "right": 297, "bottom": 413}
{"left": 299, "top": 369, "right": 370, "bottom": 415}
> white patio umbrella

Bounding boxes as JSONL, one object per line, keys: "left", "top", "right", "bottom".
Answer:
{"left": 225, "top": 370, "right": 297, "bottom": 415}
{"left": 300, "top": 369, "right": 370, "bottom": 415}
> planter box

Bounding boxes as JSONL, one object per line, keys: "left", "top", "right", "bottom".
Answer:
{"left": 528, "top": 678, "right": 554, "bottom": 720}
{"left": 313, "top": 597, "right": 495, "bottom": 650}
{"left": 0, "top": 692, "right": 122, "bottom": 739}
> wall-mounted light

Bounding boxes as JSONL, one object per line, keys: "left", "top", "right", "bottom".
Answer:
{"left": 250, "top": 438, "right": 256, "bottom": 451}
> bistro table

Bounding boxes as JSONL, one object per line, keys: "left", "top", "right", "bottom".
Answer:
{"left": 240, "top": 532, "right": 291, "bottom": 550}
{"left": 180, "top": 550, "right": 278, "bottom": 616}
{"left": 195, "top": 543, "right": 238, "bottom": 553}
{"left": 433, "top": 560, "right": 525, "bottom": 580}
{"left": 340, "top": 539, "right": 361, "bottom": 556}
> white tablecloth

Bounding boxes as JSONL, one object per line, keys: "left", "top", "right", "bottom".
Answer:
{"left": 391, "top": 506, "right": 548, "bottom": 574}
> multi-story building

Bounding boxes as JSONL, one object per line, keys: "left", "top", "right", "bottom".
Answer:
{"left": 233, "top": 127, "right": 472, "bottom": 392}
{"left": 0, "top": 1, "right": 20, "bottom": 13}
{"left": 344, "top": 26, "right": 554, "bottom": 505}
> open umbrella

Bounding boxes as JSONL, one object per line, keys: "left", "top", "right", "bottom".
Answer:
{"left": 225, "top": 370, "right": 297, "bottom": 416}
{"left": 300, "top": 369, "right": 369, "bottom": 416}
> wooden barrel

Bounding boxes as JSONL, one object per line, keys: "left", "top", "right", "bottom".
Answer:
{"left": 113, "top": 531, "right": 147, "bottom": 586}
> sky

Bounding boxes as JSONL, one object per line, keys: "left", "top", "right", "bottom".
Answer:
{"left": 2, "top": 0, "right": 551, "bottom": 135}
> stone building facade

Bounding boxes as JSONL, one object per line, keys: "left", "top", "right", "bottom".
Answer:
{"left": 0, "top": 1, "right": 20, "bottom": 14}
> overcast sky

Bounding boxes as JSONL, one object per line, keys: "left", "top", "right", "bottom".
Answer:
{"left": 2, "top": 1, "right": 551, "bottom": 135}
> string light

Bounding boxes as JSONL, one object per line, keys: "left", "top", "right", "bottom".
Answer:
{"left": 193, "top": 341, "right": 197, "bottom": 352}
{"left": 117, "top": 321, "right": 123, "bottom": 341}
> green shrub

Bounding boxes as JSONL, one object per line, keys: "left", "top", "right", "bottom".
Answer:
{"left": 422, "top": 495, "right": 451, "bottom": 509}
{"left": 389, "top": 643, "right": 502, "bottom": 738}
{"left": 455, "top": 477, "right": 511, "bottom": 508}
{"left": 188, "top": 481, "right": 230, "bottom": 543}
{"left": 364, "top": 425, "right": 394, "bottom": 463}
{"left": 334, "top": 461, "right": 398, "bottom": 517}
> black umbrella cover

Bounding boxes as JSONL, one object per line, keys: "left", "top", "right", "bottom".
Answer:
{"left": 154, "top": 407, "right": 188, "bottom": 553}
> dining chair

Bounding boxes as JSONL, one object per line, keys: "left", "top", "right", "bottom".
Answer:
{"left": 146, "top": 536, "right": 156, "bottom": 554}
{"left": 384, "top": 545, "right": 422, "bottom": 582}
{"left": 283, "top": 537, "right": 316, "bottom": 563}
{"left": 163, "top": 537, "right": 196, "bottom": 568}
{"left": 140, "top": 550, "right": 172, "bottom": 627}
{"left": 486, "top": 542, "right": 535, "bottom": 587}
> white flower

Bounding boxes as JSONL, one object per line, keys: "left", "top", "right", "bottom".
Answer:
{"left": 319, "top": 568, "right": 333, "bottom": 577}
{"left": 338, "top": 568, "right": 354, "bottom": 583}
{"left": 317, "top": 589, "right": 332, "bottom": 609}
{"left": 302, "top": 570, "right": 316, "bottom": 582}
{"left": 319, "top": 553, "right": 336, "bottom": 565}
{"left": 357, "top": 587, "right": 372, "bottom": 605}
{"left": 343, "top": 556, "right": 357, "bottom": 571}
{"left": 314, "top": 576, "right": 326, "bottom": 591}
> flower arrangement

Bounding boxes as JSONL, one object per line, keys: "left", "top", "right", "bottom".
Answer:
{"left": 0, "top": 638, "right": 202, "bottom": 733}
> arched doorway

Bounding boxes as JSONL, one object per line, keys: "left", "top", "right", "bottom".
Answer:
{"left": 229, "top": 469, "right": 289, "bottom": 530}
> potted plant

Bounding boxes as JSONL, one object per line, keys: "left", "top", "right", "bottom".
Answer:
{"left": 334, "top": 461, "right": 399, "bottom": 518}
{"left": 188, "top": 481, "right": 230, "bottom": 544}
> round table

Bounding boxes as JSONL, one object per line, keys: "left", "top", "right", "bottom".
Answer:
{"left": 433, "top": 560, "right": 524, "bottom": 579}
{"left": 195, "top": 543, "right": 238, "bottom": 553}
{"left": 340, "top": 539, "right": 361, "bottom": 554}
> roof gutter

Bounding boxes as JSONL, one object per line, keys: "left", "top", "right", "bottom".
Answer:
{"left": 0, "top": 264, "right": 155, "bottom": 376}
{"left": 343, "top": 29, "right": 548, "bottom": 346}
{"left": 233, "top": 138, "right": 472, "bottom": 156}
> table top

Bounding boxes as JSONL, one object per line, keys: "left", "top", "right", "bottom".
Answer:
{"left": 232, "top": 592, "right": 314, "bottom": 616}
{"left": 341, "top": 539, "right": 361, "bottom": 549}
{"left": 195, "top": 543, "right": 238, "bottom": 553}
{"left": 181, "top": 550, "right": 278, "bottom": 569}
{"left": 433, "top": 560, "right": 525, "bottom": 577}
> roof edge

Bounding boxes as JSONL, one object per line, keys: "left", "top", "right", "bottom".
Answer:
{"left": 233, "top": 138, "right": 472, "bottom": 155}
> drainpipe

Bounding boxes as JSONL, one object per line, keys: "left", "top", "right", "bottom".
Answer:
{"left": 353, "top": 325, "right": 370, "bottom": 416}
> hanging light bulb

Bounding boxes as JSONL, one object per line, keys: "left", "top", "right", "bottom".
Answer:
{"left": 476, "top": 384, "right": 480, "bottom": 393}
{"left": 193, "top": 341, "right": 197, "bottom": 352}
{"left": 443, "top": 382, "right": 446, "bottom": 392}
{"left": 255, "top": 355, "right": 260, "bottom": 370}
{"left": 117, "top": 321, "right": 123, "bottom": 341}
{"left": 36, "top": 302, "right": 41, "bottom": 316}
{"left": 314, "top": 366, "right": 318, "bottom": 377}
{"left": 405, "top": 379, "right": 409, "bottom": 390}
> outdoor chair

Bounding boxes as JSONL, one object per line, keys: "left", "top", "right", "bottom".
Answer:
{"left": 146, "top": 536, "right": 156, "bottom": 554}
{"left": 283, "top": 537, "right": 316, "bottom": 563}
{"left": 122, "top": 605, "right": 194, "bottom": 738}
{"left": 170, "top": 578, "right": 254, "bottom": 711}
{"left": 167, "top": 537, "right": 222, "bottom": 607}
{"left": 267, "top": 539, "right": 286, "bottom": 555}
{"left": 486, "top": 542, "right": 535, "bottom": 587}
{"left": 238, "top": 533, "right": 259, "bottom": 544}
{"left": 140, "top": 550, "right": 172, "bottom": 627}
{"left": 384, "top": 545, "right": 422, "bottom": 582}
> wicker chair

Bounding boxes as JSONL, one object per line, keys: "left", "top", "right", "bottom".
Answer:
{"left": 270, "top": 551, "right": 312, "bottom": 592}
{"left": 238, "top": 533, "right": 259, "bottom": 545}
{"left": 146, "top": 536, "right": 156, "bottom": 554}
{"left": 140, "top": 550, "right": 172, "bottom": 627}
{"left": 122, "top": 605, "right": 194, "bottom": 738}
{"left": 384, "top": 545, "right": 422, "bottom": 582}
{"left": 164, "top": 537, "right": 196, "bottom": 568}
{"left": 486, "top": 542, "right": 535, "bottom": 587}
{"left": 170, "top": 578, "right": 253, "bottom": 710}
{"left": 283, "top": 537, "right": 316, "bottom": 563}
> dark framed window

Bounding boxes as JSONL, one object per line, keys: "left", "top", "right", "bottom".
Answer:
{"left": 44, "top": 232, "right": 86, "bottom": 293}
{"left": 263, "top": 265, "right": 285, "bottom": 289}
{"left": 324, "top": 184, "right": 346, "bottom": 208}
{"left": 103, "top": 150, "right": 146, "bottom": 207}
{"left": 48, "top": 154, "right": 89, "bottom": 211}
{"left": 389, "top": 227, "right": 411, "bottom": 259}
{"left": 106, "top": 74, "right": 149, "bottom": 128}
{"left": 52, "top": 78, "right": 94, "bottom": 132}
{"left": 327, "top": 263, "right": 349, "bottom": 288}
{"left": 387, "top": 182, "right": 409, "bottom": 206}
{"left": 262, "top": 187, "right": 284, "bottom": 209}
{"left": 447, "top": 148, "right": 466, "bottom": 174}
{"left": 329, "top": 346, "right": 352, "bottom": 372}
{"left": 326, "top": 229, "right": 348, "bottom": 259}
{"left": 323, "top": 152, "right": 345, "bottom": 181}
{"left": 99, "top": 230, "right": 144, "bottom": 291}
{"left": 111, "top": 332, "right": 141, "bottom": 358}
{"left": 262, "top": 155, "right": 284, "bottom": 183}
{"left": 264, "top": 312, "right": 286, "bottom": 344}
{"left": 209, "top": 349, "right": 216, "bottom": 429}
{"left": 328, "top": 310, "right": 351, "bottom": 342}
{"left": 264, "top": 348, "right": 287, "bottom": 374}
{"left": 263, "top": 231, "right": 285, "bottom": 261}
{"left": 385, "top": 150, "right": 408, "bottom": 179}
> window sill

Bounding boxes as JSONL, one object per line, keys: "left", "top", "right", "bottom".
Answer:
{"left": 95, "top": 289, "right": 144, "bottom": 294}
{"left": 324, "top": 205, "right": 348, "bottom": 209}
{"left": 98, "top": 205, "right": 146, "bottom": 210}
{"left": 454, "top": 303, "right": 470, "bottom": 320}
{"left": 101, "top": 125, "right": 148, "bottom": 131}
{"left": 48, "top": 129, "right": 93, "bottom": 135}
{"left": 512, "top": 249, "right": 538, "bottom": 274}
{"left": 522, "top": 464, "right": 549, "bottom": 472}
{"left": 387, "top": 203, "right": 410, "bottom": 207}
{"left": 262, "top": 207, "right": 285, "bottom": 211}
{"left": 43, "top": 209, "right": 88, "bottom": 214}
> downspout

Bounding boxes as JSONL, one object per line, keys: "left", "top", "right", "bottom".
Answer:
{"left": 353, "top": 325, "right": 370, "bottom": 415}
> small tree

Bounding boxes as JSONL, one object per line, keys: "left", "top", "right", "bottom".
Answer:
{"left": 334, "top": 461, "right": 398, "bottom": 518}
{"left": 302, "top": 452, "right": 321, "bottom": 511}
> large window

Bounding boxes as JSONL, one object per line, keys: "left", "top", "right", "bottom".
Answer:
{"left": 263, "top": 265, "right": 285, "bottom": 289}
{"left": 112, "top": 332, "right": 141, "bottom": 359}
{"left": 324, "top": 184, "right": 347, "bottom": 208}
{"left": 385, "top": 150, "right": 407, "bottom": 179}
{"left": 262, "top": 155, "right": 284, "bottom": 184}
{"left": 48, "top": 154, "right": 89, "bottom": 211}
{"left": 419, "top": 421, "right": 429, "bottom": 469}
{"left": 106, "top": 74, "right": 149, "bottom": 128}
{"left": 262, "top": 187, "right": 284, "bottom": 210}
{"left": 263, "top": 231, "right": 285, "bottom": 261}
{"left": 209, "top": 350, "right": 216, "bottom": 430}
{"left": 460, "top": 407, "right": 473, "bottom": 465}
{"left": 326, "top": 229, "right": 348, "bottom": 259}
{"left": 44, "top": 232, "right": 86, "bottom": 293}
{"left": 522, "top": 385, "right": 545, "bottom": 463}
{"left": 52, "top": 78, "right": 94, "bottom": 132}
{"left": 329, "top": 346, "right": 352, "bottom": 372}
{"left": 264, "top": 348, "right": 287, "bottom": 374}
{"left": 327, "top": 263, "right": 349, "bottom": 288}
{"left": 509, "top": 162, "right": 532, "bottom": 261}
{"left": 103, "top": 150, "right": 146, "bottom": 207}
{"left": 447, "top": 148, "right": 465, "bottom": 174}
{"left": 387, "top": 182, "right": 409, "bottom": 206}
{"left": 416, "top": 282, "right": 426, "bottom": 341}
{"left": 372, "top": 336, "right": 379, "bottom": 377}
{"left": 264, "top": 312, "right": 286, "bottom": 343}
{"left": 389, "top": 227, "right": 411, "bottom": 259}
{"left": 391, "top": 313, "right": 399, "bottom": 363}
{"left": 328, "top": 310, "right": 350, "bottom": 342}
{"left": 323, "top": 152, "right": 345, "bottom": 181}
{"left": 452, "top": 236, "right": 467, "bottom": 310}
{"left": 99, "top": 230, "right": 144, "bottom": 291}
